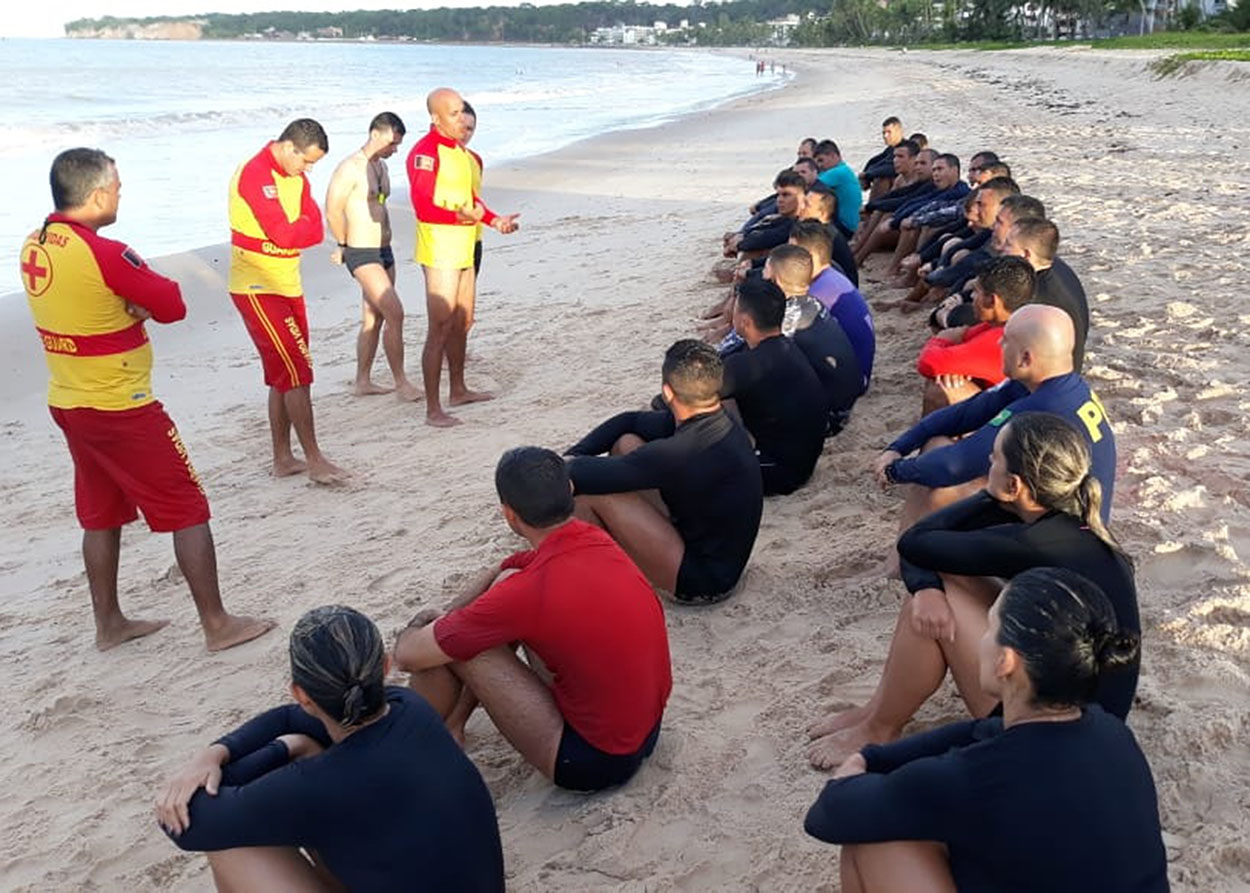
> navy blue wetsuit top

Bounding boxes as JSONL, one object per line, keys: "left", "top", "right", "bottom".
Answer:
{"left": 738, "top": 214, "right": 795, "bottom": 253}
{"left": 892, "top": 182, "right": 970, "bottom": 226}
{"left": 866, "top": 179, "right": 935, "bottom": 213}
{"left": 886, "top": 373, "right": 1116, "bottom": 519}
{"left": 897, "top": 490, "right": 1140, "bottom": 718}
{"left": 167, "top": 687, "right": 504, "bottom": 893}
{"left": 804, "top": 707, "right": 1169, "bottom": 893}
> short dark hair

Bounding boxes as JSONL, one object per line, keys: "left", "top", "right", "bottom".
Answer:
{"left": 735, "top": 276, "right": 786, "bottom": 330}
{"left": 979, "top": 176, "right": 1021, "bottom": 199}
{"left": 662, "top": 340, "right": 722, "bottom": 407}
{"left": 495, "top": 447, "right": 574, "bottom": 528}
{"left": 936, "top": 153, "right": 961, "bottom": 172}
{"left": 794, "top": 157, "right": 818, "bottom": 173}
{"left": 909, "top": 132, "right": 928, "bottom": 149}
{"left": 882, "top": 116, "right": 901, "bottom": 128}
{"left": 996, "top": 567, "right": 1139, "bottom": 709}
{"left": 806, "top": 190, "right": 835, "bottom": 219}
{"left": 895, "top": 139, "right": 920, "bottom": 158}
{"left": 278, "top": 118, "right": 329, "bottom": 153}
{"left": 971, "top": 150, "right": 1000, "bottom": 166}
{"left": 369, "top": 111, "right": 406, "bottom": 137}
{"left": 982, "top": 161, "right": 1012, "bottom": 180}
{"left": 814, "top": 139, "right": 840, "bottom": 157}
{"left": 50, "top": 148, "right": 116, "bottom": 211}
{"left": 789, "top": 218, "right": 833, "bottom": 267}
{"left": 978, "top": 255, "right": 1035, "bottom": 311}
{"left": 767, "top": 243, "right": 813, "bottom": 287}
{"left": 799, "top": 137, "right": 818, "bottom": 151}
{"left": 1001, "top": 194, "right": 1046, "bottom": 222}
{"left": 461, "top": 100, "right": 476, "bottom": 118}
{"left": 774, "top": 169, "right": 807, "bottom": 191}
{"left": 1012, "top": 217, "right": 1060, "bottom": 263}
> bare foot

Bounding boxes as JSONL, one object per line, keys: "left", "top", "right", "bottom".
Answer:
{"left": 448, "top": 388, "right": 494, "bottom": 407}
{"left": 872, "top": 298, "right": 902, "bottom": 312}
{"left": 900, "top": 300, "right": 929, "bottom": 315}
{"left": 426, "top": 410, "right": 462, "bottom": 428}
{"left": 808, "top": 719, "right": 900, "bottom": 770}
{"left": 272, "top": 456, "right": 308, "bottom": 478}
{"left": 353, "top": 380, "right": 394, "bottom": 397}
{"left": 807, "top": 702, "right": 872, "bottom": 740}
{"left": 205, "top": 614, "right": 277, "bottom": 652}
{"left": 394, "top": 382, "right": 424, "bottom": 403}
{"left": 307, "top": 457, "right": 350, "bottom": 485}
{"left": 96, "top": 617, "right": 170, "bottom": 651}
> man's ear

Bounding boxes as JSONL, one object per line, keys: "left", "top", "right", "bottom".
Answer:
{"left": 661, "top": 382, "right": 675, "bottom": 405}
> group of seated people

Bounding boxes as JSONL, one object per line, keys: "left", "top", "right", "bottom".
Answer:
{"left": 152, "top": 115, "right": 1167, "bottom": 892}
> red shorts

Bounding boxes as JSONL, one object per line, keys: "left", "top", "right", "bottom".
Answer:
{"left": 50, "top": 402, "right": 211, "bottom": 533}
{"left": 231, "top": 292, "right": 314, "bottom": 392}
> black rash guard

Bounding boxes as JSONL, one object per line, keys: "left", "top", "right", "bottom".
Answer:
{"left": 804, "top": 707, "right": 1168, "bottom": 893}
{"left": 1034, "top": 257, "right": 1091, "bottom": 370}
{"left": 787, "top": 296, "right": 862, "bottom": 419}
{"left": 722, "top": 334, "right": 827, "bottom": 495}
{"left": 567, "top": 408, "right": 763, "bottom": 599}
{"left": 897, "top": 490, "right": 1140, "bottom": 719}
{"left": 166, "top": 687, "right": 505, "bottom": 893}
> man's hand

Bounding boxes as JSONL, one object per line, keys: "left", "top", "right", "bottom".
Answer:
{"left": 124, "top": 302, "right": 152, "bottom": 321}
{"left": 901, "top": 216, "right": 917, "bottom": 230}
{"left": 833, "top": 752, "right": 867, "bottom": 779}
{"left": 329, "top": 248, "right": 344, "bottom": 266}
{"left": 155, "top": 743, "right": 229, "bottom": 836}
{"left": 911, "top": 588, "right": 956, "bottom": 642}
{"left": 455, "top": 203, "right": 483, "bottom": 225}
{"left": 873, "top": 450, "right": 901, "bottom": 489}
{"left": 491, "top": 213, "right": 520, "bottom": 235}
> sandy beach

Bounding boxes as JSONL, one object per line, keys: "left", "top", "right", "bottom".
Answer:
{"left": 2, "top": 46, "right": 1249, "bottom": 891}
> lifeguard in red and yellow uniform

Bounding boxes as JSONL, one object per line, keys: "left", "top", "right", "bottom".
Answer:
{"left": 407, "top": 88, "right": 519, "bottom": 428}
{"left": 228, "top": 119, "right": 347, "bottom": 483}
{"left": 22, "top": 148, "right": 273, "bottom": 653}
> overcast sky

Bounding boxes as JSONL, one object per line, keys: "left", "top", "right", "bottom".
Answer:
{"left": 5, "top": 0, "right": 663, "bottom": 39}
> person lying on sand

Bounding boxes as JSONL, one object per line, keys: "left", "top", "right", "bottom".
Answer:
{"left": 804, "top": 566, "right": 1165, "bottom": 893}
{"left": 395, "top": 447, "right": 672, "bottom": 792}
{"left": 565, "top": 339, "right": 763, "bottom": 604}
{"left": 157, "top": 605, "right": 504, "bottom": 892}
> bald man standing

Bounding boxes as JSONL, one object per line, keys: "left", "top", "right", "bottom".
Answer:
{"left": 873, "top": 304, "right": 1116, "bottom": 522}
{"left": 407, "top": 87, "right": 519, "bottom": 427}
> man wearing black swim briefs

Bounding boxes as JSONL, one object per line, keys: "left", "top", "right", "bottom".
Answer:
{"left": 566, "top": 340, "right": 763, "bottom": 604}
{"left": 326, "top": 112, "right": 422, "bottom": 401}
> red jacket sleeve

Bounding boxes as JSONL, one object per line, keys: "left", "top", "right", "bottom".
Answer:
{"left": 432, "top": 572, "right": 537, "bottom": 662}
{"left": 407, "top": 146, "right": 461, "bottom": 225}
{"left": 916, "top": 324, "right": 1006, "bottom": 383}
{"left": 92, "top": 234, "right": 186, "bottom": 323}
{"left": 237, "top": 163, "right": 323, "bottom": 250}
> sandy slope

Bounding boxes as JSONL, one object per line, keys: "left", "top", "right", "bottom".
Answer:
{"left": 1, "top": 46, "right": 1248, "bottom": 891}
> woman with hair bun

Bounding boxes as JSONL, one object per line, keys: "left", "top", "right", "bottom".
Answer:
{"left": 805, "top": 567, "right": 1168, "bottom": 893}
{"left": 809, "top": 411, "right": 1140, "bottom": 768}
{"left": 155, "top": 605, "right": 504, "bottom": 892}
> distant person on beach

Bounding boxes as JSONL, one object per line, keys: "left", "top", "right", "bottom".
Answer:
{"left": 407, "top": 87, "right": 519, "bottom": 427}
{"left": 804, "top": 567, "right": 1166, "bottom": 893}
{"left": 229, "top": 118, "right": 347, "bottom": 484}
{"left": 22, "top": 148, "right": 273, "bottom": 652}
{"left": 565, "top": 340, "right": 763, "bottom": 604}
{"left": 395, "top": 447, "right": 671, "bottom": 792}
{"left": 157, "top": 605, "right": 504, "bottom": 891}
{"left": 326, "top": 112, "right": 422, "bottom": 402}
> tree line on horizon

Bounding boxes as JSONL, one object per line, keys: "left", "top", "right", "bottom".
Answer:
{"left": 66, "top": 0, "right": 1249, "bottom": 45}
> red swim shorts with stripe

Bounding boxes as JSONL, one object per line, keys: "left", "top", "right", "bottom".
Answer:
{"left": 50, "top": 401, "right": 211, "bottom": 533}
{"left": 231, "top": 292, "right": 314, "bottom": 392}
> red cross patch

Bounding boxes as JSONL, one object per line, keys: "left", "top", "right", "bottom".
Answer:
{"left": 21, "top": 244, "right": 53, "bottom": 297}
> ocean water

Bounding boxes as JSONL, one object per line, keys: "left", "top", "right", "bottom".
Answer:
{"left": 0, "top": 39, "right": 781, "bottom": 264}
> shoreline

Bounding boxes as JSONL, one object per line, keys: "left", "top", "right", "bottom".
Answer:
{"left": 2, "top": 45, "right": 1249, "bottom": 891}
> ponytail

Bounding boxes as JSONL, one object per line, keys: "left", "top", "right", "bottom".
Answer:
{"left": 290, "top": 605, "right": 387, "bottom": 728}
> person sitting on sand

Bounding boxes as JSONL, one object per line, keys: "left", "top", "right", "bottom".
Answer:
{"left": 1001, "top": 216, "right": 1092, "bottom": 370}
{"left": 722, "top": 277, "right": 828, "bottom": 495}
{"left": 858, "top": 116, "right": 906, "bottom": 199}
{"left": 765, "top": 245, "right": 863, "bottom": 431}
{"left": 724, "top": 168, "right": 808, "bottom": 260}
{"left": 395, "top": 447, "right": 672, "bottom": 792}
{"left": 797, "top": 136, "right": 818, "bottom": 159}
{"left": 854, "top": 140, "right": 926, "bottom": 248}
{"left": 790, "top": 220, "right": 875, "bottom": 394}
{"left": 965, "top": 149, "right": 1002, "bottom": 187}
{"left": 800, "top": 187, "right": 861, "bottom": 286}
{"left": 873, "top": 304, "right": 1114, "bottom": 534}
{"left": 855, "top": 153, "right": 968, "bottom": 272}
{"left": 156, "top": 605, "right": 504, "bottom": 892}
{"left": 804, "top": 565, "right": 1166, "bottom": 893}
{"left": 566, "top": 339, "right": 763, "bottom": 604}
{"left": 813, "top": 140, "right": 862, "bottom": 238}
{"left": 916, "top": 256, "right": 1035, "bottom": 414}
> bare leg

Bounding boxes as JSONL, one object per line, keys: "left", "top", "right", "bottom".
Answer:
{"left": 207, "top": 847, "right": 334, "bottom": 893}
{"left": 173, "top": 523, "right": 275, "bottom": 652}
{"left": 83, "top": 527, "right": 168, "bottom": 650}
{"left": 921, "top": 379, "right": 983, "bottom": 416}
{"left": 353, "top": 296, "right": 389, "bottom": 396}
{"left": 574, "top": 492, "right": 684, "bottom": 593}
{"left": 447, "top": 266, "right": 492, "bottom": 407}
{"left": 886, "top": 229, "right": 920, "bottom": 274}
{"left": 842, "top": 842, "right": 955, "bottom": 893}
{"left": 421, "top": 266, "right": 462, "bottom": 427}
{"left": 937, "top": 574, "right": 1003, "bottom": 718}
{"left": 283, "top": 387, "right": 347, "bottom": 484}
{"left": 268, "top": 387, "right": 305, "bottom": 478}
{"left": 354, "top": 263, "right": 421, "bottom": 401}
{"left": 408, "top": 664, "right": 464, "bottom": 719}
{"left": 854, "top": 221, "right": 899, "bottom": 266}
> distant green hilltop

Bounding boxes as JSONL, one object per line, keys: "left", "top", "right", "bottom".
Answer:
{"left": 64, "top": 0, "right": 1250, "bottom": 47}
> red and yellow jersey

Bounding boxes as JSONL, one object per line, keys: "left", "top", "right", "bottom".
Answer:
{"left": 228, "top": 144, "right": 323, "bottom": 297}
{"left": 407, "top": 127, "right": 495, "bottom": 269}
{"left": 467, "top": 147, "right": 484, "bottom": 243}
{"left": 20, "top": 214, "right": 185, "bottom": 411}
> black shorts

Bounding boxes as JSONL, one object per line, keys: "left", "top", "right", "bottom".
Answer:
{"left": 343, "top": 245, "right": 395, "bottom": 275}
{"left": 473, "top": 240, "right": 482, "bottom": 276}
{"left": 553, "top": 719, "right": 661, "bottom": 792}
{"left": 674, "top": 556, "right": 739, "bottom": 605}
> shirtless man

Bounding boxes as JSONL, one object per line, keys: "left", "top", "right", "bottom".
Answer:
{"left": 326, "top": 112, "right": 421, "bottom": 402}
{"left": 407, "top": 87, "right": 519, "bottom": 427}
